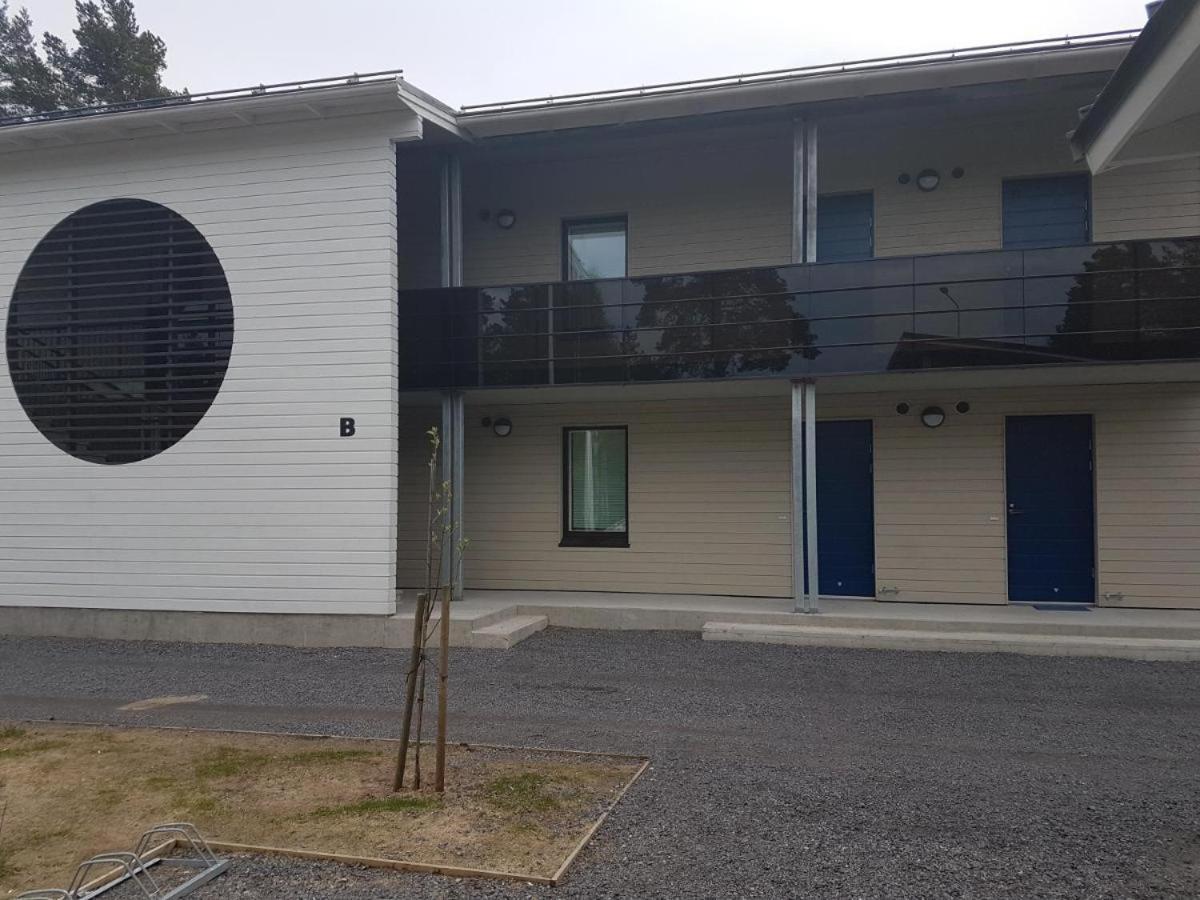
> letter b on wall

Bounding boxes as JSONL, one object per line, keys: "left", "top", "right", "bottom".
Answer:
{"left": 340, "top": 417, "right": 356, "bottom": 437}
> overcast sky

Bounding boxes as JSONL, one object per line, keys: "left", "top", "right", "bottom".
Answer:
{"left": 22, "top": 0, "right": 1148, "bottom": 108}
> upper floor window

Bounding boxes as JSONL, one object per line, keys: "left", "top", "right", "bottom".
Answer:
{"left": 1002, "top": 174, "right": 1091, "bottom": 249}
{"left": 563, "top": 217, "right": 627, "bottom": 281}
{"left": 817, "top": 192, "right": 874, "bottom": 262}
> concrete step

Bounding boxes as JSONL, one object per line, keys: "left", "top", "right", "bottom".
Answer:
{"left": 702, "top": 621, "right": 1200, "bottom": 661}
{"left": 691, "top": 611, "right": 1200, "bottom": 642}
{"left": 470, "top": 614, "right": 548, "bottom": 649}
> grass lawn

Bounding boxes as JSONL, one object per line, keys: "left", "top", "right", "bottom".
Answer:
{"left": 0, "top": 722, "right": 644, "bottom": 893}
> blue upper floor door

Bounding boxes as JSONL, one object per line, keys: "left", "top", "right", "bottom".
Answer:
{"left": 817, "top": 192, "right": 874, "bottom": 262}
{"left": 815, "top": 420, "right": 875, "bottom": 597}
{"left": 1002, "top": 174, "right": 1091, "bottom": 249}
{"left": 1005, "top": 414, "right": 1096, "bottom": 604}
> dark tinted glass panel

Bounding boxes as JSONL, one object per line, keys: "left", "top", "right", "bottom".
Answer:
{"left": 6, "top": 198, "right": 234, "bottom": 464}
{"left": 817, "top": 192, "right": 874, "bottom": 262}
{"left": 397, "top": 237, "right": 1200, "bottom": 389}
{"left": 1003, "top": 175, "right": 1090, "bottom": 249}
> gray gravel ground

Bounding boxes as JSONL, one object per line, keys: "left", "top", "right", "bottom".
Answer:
{"left": 2, "top": 629, "right": 1199, "bottom": 899}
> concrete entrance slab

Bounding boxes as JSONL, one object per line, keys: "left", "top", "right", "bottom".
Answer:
{"left": 5, "top": 590, "right": 1200, "bottom": 654}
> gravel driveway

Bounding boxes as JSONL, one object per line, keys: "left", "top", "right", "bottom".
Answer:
{"left": 1, "top": 629, "right": 1198, "bottom": 899}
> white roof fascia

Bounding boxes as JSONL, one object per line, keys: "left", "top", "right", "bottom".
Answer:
{"left": 1082, "top": 2, "right": 1200, "bottom": 172}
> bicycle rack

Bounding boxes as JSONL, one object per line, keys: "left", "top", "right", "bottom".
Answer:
{"left": 15, "top": 822, "right": 229, "bottom": 900}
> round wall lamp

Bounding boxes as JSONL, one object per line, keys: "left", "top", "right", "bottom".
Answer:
{"left": 495, "top": 209, "right": 516, "bottom": 230}
{"left": 492, "top": 417, "right": 513, "bottom": 437}
{"left": 920, "top": 406, "right": 947, "bottom": 428}
{"left": 916, "top": 169, "right": 941, "bottom": 192}
{"left": 955, "top": 400, "right": 971, "bottom": 414}
{"left": 897, "top": 172, "right": 911, "bottom": 185}
{"left": 951, "top": 166, "right": 965, "bottom": 179}
{"left": 895, "top": 402, "right": 911, "bottom": 415}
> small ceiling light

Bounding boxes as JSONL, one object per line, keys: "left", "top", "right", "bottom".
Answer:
{"left": 495, "top": 209, "right": 516, "bottom": 230}
{"left": 916, "top": 169, "right": 941, "bottom": 192}
{"left": 492, "top": 416, "right": 513, "bottom": 437}
{"left": 921, "top": 406, "right": 946, "bottom": 428}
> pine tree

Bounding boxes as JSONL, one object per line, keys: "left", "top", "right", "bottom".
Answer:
{"left": 0, "top": 3, "right": 66, "bottom": 115}
{"left": 0, "top": 0, "right": 178, "bottom": 118}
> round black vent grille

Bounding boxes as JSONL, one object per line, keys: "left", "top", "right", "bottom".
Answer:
{"left": 6, "top": 198, "right": 234, "bottom": 464}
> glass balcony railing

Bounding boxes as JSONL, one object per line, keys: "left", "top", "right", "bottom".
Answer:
{"left": 397, "top": 238, "right": 1200, "bottom": 389}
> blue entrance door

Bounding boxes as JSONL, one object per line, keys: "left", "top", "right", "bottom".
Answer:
{"left": 1005, "top": 415, "right": 1095, "bottom": 603}
{"left": 816, "top": 420, "right": 875, "bottom": 597}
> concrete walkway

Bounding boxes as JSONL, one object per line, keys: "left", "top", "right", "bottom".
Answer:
{"left": 394, "top": 589, "right": 1200, "bottom": 659}
{"left": 5, "top": 590, "right": 1200, "bottom": 658}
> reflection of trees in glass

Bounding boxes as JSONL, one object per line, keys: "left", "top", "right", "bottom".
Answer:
{"left": 1050, "top": 239, "right": 1200, "bottom": 360}
{"left": 554, "top": 281, "right": 635, "bottom": 382}
{"left": 476, "top": 285, "right": 549, "bottom": 383}
{"left": 631, "top": 268, "right": 816, "bottom": 379}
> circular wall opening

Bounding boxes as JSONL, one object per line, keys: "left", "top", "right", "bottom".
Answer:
{"left": 6, "top": 198, "right": 234, "bottom": 464}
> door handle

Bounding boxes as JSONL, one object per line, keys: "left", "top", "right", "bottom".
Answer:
{"left": 1008, "top": 505, "right": 1022, "bottom": 516}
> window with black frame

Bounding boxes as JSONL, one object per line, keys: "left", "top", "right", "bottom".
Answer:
{"left": 561, "top": 426, "right": 628, "bottom": 547}
{"left": 563, "top": 217, "right": 627, "bottom": 281}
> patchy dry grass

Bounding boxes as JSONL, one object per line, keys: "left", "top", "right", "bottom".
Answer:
{"left": 0, "top": 721, "right": 644, "bottom": 893}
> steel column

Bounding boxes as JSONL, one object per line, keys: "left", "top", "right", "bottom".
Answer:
{"left": 791, "top": 118, "right": 819, "bottom": 264}
{"left": 791, "top": 379, "right": 820, "bottom": 613}
{"left": 440, "top": 391, "right": 465, "bottom": 600}
{"left": 438, "top": 152, "right": 465, "bottom": 599}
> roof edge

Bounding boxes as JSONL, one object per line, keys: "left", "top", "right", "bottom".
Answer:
{"left": 1071, "top": 0, "right": 1198, "bottom": 154}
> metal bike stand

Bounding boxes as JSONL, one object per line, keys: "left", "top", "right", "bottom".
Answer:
{"left": 69, "top": 852, "right": 161, "bottom": 899}
{"left": 133, "top": 823, "right": 230, "bottom": 897}
{"left": 14, "top": 822, "right": 229, "bottom": 900}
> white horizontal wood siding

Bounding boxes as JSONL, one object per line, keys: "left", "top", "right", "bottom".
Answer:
{"left": 0, "top": 112, "right": 419, "bottom": 614}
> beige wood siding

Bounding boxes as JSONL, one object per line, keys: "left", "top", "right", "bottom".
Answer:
{"left": 460, "top": 122, "right": 793, "bottom": 285}
{"left": 821, "top": 107, "right": 1091, "bottom": 257}
{"left": 0, "top": 112, "right": 419, "bottom": 615}
{"left": 1093, "top": 158, "right": 1200, "bottom": 241}
{"left": 445, "top": 99, "right": 1200, "bottom": 288}
{"left": 407, "top": 383, "right": 1200, "bottom": 609}
{"left": 820, "top": 392, "right": 1008, "bottom": 604}
{"left": 1093, "top": 382, "right": 1200, "bottom": 610}
{"left": 397, "top": 395, "right": 793, "bottom": 597}
{"left": 828, "top": 383, "right": 1200, "bottom": 610}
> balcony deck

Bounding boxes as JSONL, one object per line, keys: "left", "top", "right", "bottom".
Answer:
{"left": 398, "top": 238, "right": 1200, "bottom": 390}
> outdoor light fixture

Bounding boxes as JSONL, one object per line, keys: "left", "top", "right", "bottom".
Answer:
{"left": 492, "top": 417, "right": 513, "bottom": 437}
{"left": 897, "top": 172, "right": 911, "bottom": 185}
{"left": 895, "top": 402, "right": 911, "bottom": 415}
{"left": 921, "top": 406, "right": 947, "bottom": 428}
{"left": 955, "top": 401, "right": 971, "bottom": 414}
{"left": 916, "top": 169, "right": 941, "bottom": 192}
{"left": 495, "top": 209, "right": 516, "bottom": 229}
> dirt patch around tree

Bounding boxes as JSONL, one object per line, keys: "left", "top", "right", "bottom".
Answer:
{"left": 0, "top": 721, "right": 646, "bottom": 894}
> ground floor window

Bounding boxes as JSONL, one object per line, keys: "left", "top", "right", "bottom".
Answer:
{"left": 562, "top": 426, "right": 629, "bottom": 547}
